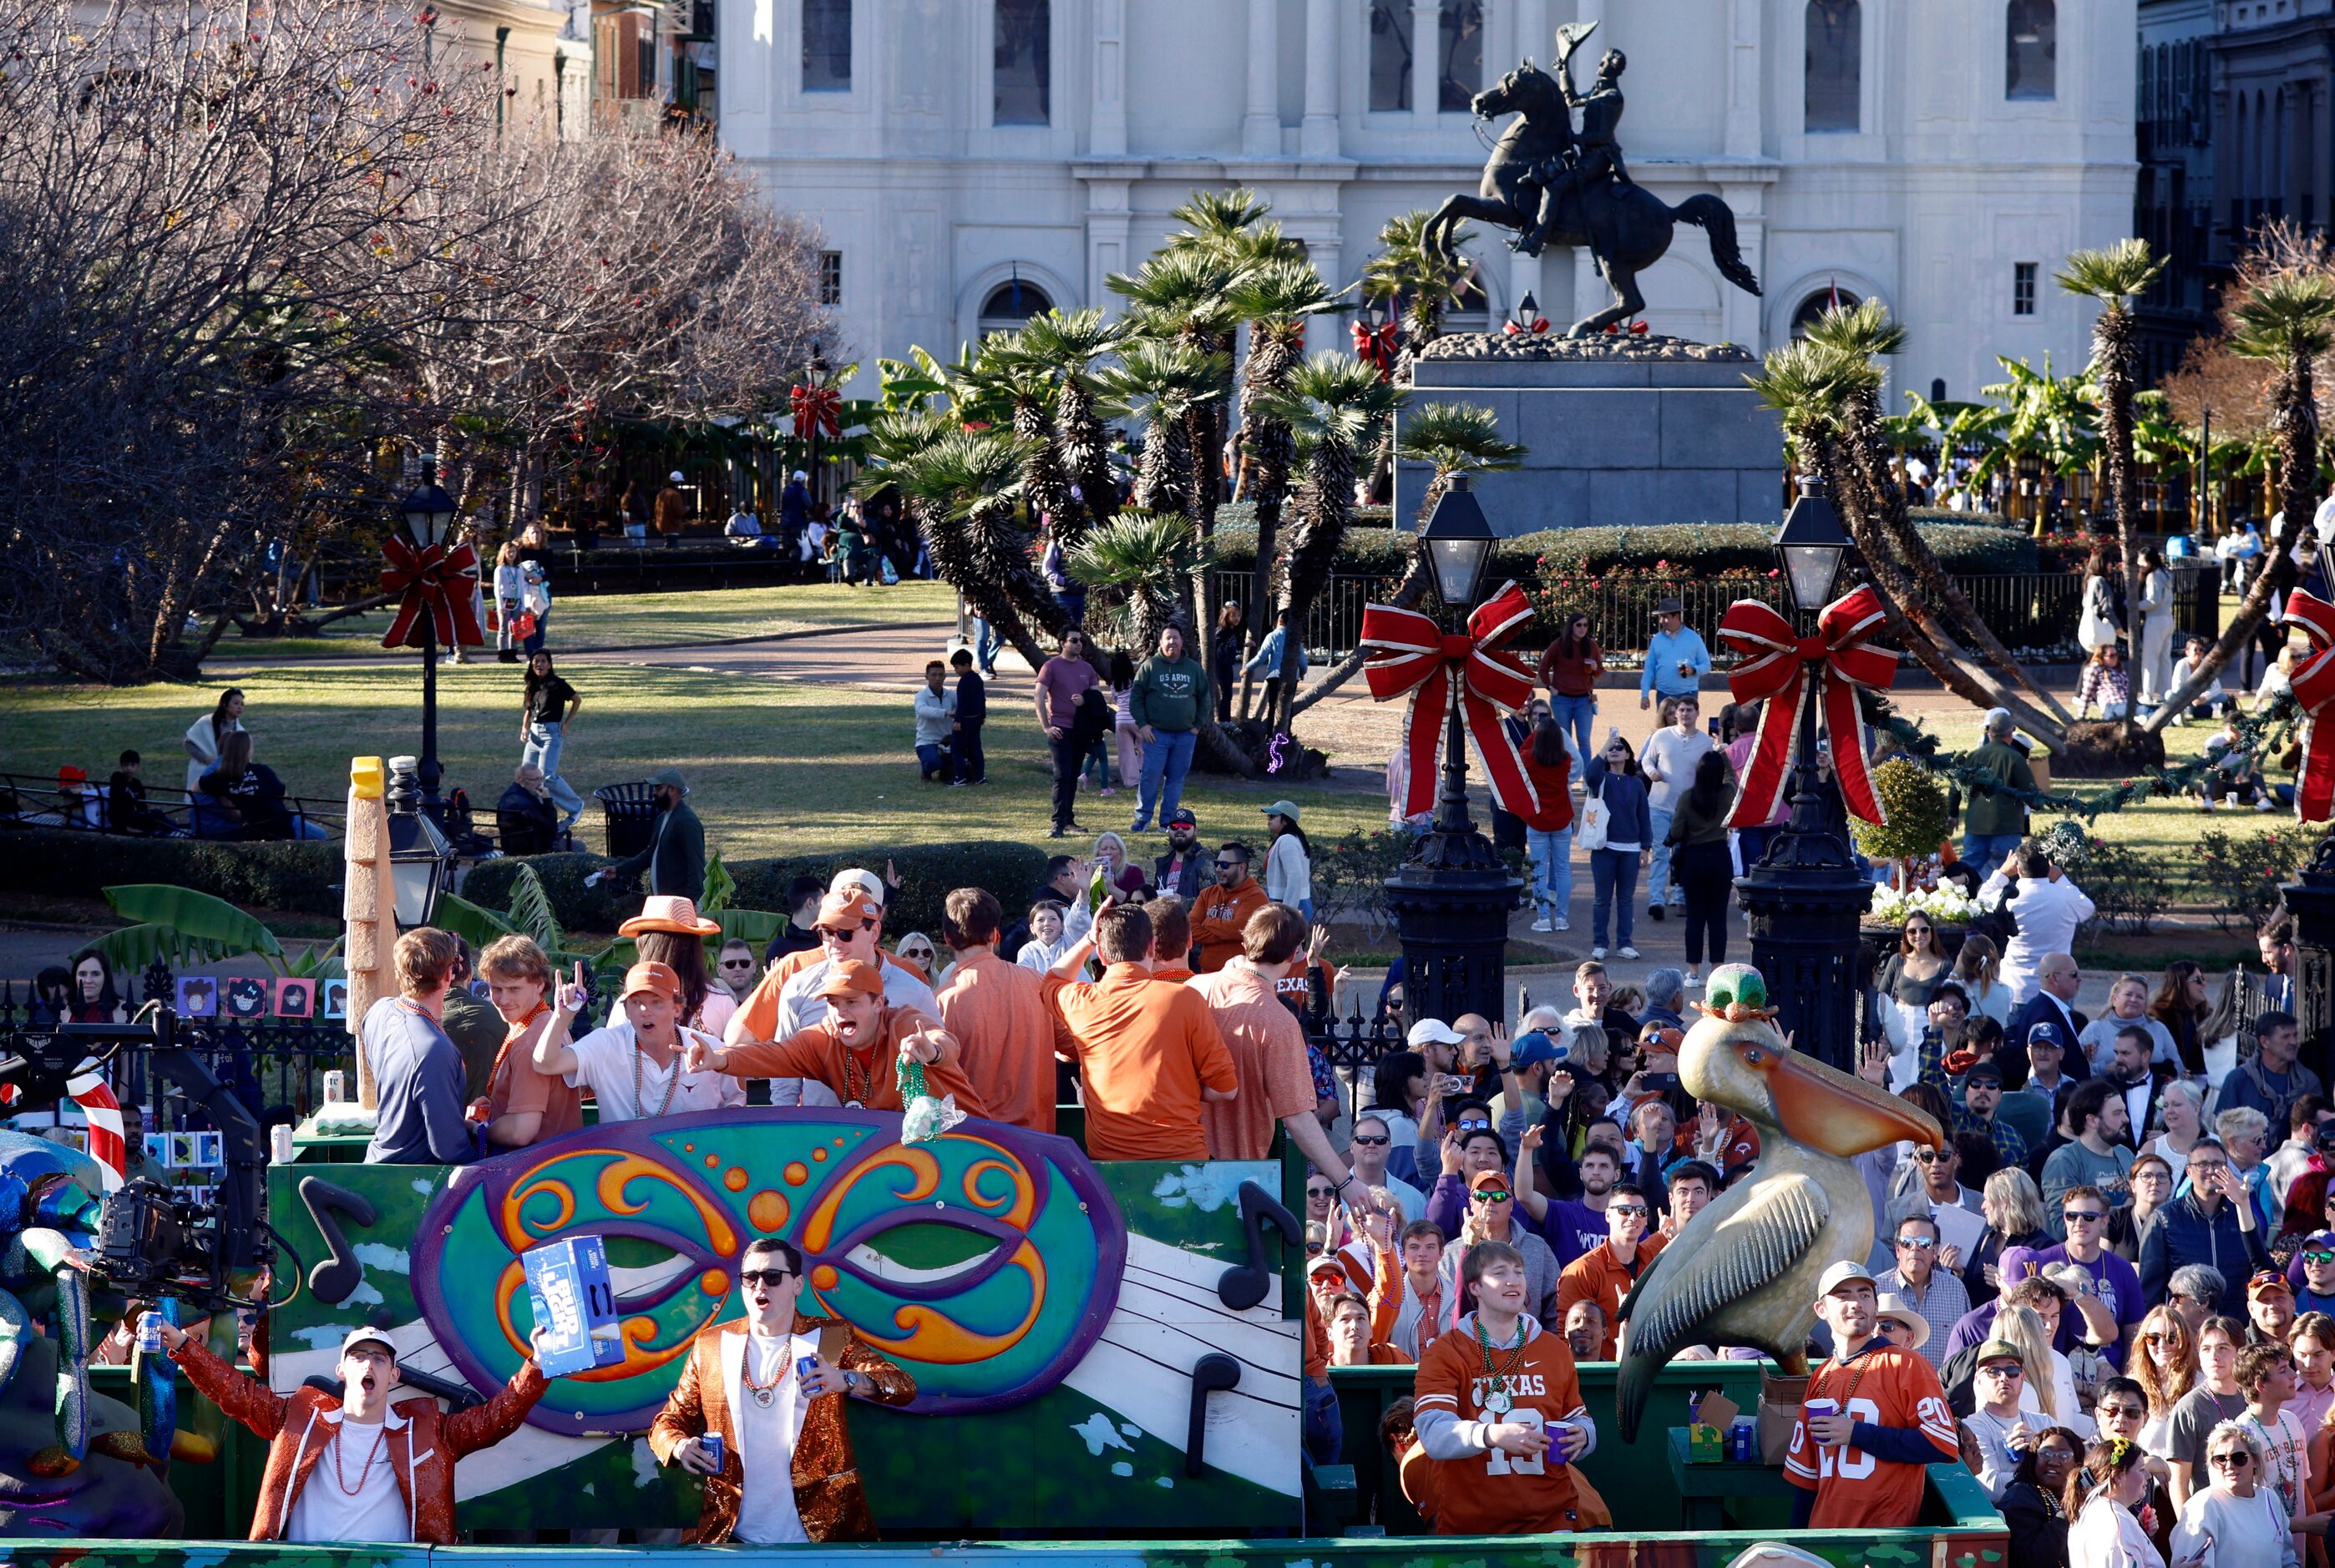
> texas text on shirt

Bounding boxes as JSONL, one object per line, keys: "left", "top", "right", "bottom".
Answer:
{"left": 1783, "top": 1339, "right": 1960, "bottom": 1528}
{"left": 1411, "top": 1316, "right": 1592, "bottom": 1535}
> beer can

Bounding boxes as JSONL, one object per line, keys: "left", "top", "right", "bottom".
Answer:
{"left": 700, "top": 1432, "right": 723, "bottom": 1469}
{"left": 1730, "top": 1418, "right": 1756, "bottom": 1462}
{"left": 270, "top": 1124, "right": 296, "bottom": 1164}
{"left": 322, "top": 1070, "right": 347, "bottom": 1105}
{"left": 136, "top": 1313, "right": 163, "bottom": 1357}
{"left": 798, "top": 1354, "right": 821, "bottom": 1385}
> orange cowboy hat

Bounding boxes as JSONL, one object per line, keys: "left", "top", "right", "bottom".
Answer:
{"left": 619, "top": 895, "right": 722, "bottom": 938}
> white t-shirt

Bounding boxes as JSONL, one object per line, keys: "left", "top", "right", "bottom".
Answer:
{"left": 772, "top": 956, "right": 938, "bottom": 1040}
{"left": 733, "top": 1332, "right": 814, "bottom": 1545}
{"left": 1639, "top": 726, "right": 1715, "bottom": 814}
{"left": 565, "top": 1022, "right": 745, "bottom": 1122}
{"left": 286, "top": 1416, "right": 410, "bottom": 1543}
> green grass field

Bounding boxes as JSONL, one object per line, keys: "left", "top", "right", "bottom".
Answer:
{"left": 210, "top": 580, "right": 957, "bottom": 660}
{"left": 0, "top": 658, "right": 1397, "bottom": 861}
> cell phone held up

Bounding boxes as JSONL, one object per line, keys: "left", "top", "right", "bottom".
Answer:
{"left": 1437, "top": 1074, "right": 1473, "bottom": 1097}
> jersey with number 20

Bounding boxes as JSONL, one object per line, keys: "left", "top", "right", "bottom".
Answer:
{"left": 1784, "top": 1344, "right": 1959, "bottom": 1528}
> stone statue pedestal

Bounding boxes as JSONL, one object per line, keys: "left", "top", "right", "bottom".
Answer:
{"left": 1400, "top": 333, "right": 1785, "bottom": 534}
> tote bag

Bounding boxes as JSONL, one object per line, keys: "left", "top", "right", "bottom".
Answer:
{"left": 1577, "top": 776, "right": 1611, "bottom": 852}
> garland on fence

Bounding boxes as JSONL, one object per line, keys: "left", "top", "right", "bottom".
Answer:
{"left": 1868, "top": 692, "right": 2305, "bottom": 822}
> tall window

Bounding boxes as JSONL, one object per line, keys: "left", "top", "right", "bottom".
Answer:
{"left": 994, "top": 0, "right": 1050, "bottom": 125}
{"left": 1439, "top": 2, "right": 1483, "bottom": 111}
{"left": 1791, "top": 288, "right": 1859, "bottom": 337}
{"left": 2005, "top": 0, "right": 2055, "bottom": 101}
{"left": 819, "top": 252, "right": 843, "bottom": 307}
{"left": 2013, "top": 262, "right": 2038, "bottom": 316}
{"left": 978, "top": 278, "right": 1051, "bottom": 339}
{"left": 1369, "top": 1, "right": 1411, "bottom": 112}
{"left": 1805, "top": 0, "right": 1860, "bottom": 133}
{"left": 803, "top": 0, "right": 849, "bottom": 92}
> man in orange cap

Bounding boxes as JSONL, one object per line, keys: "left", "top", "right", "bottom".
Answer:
{"left": 531, "top": 959, "right": 744, "bottom": 1123}
{"left": 683, "top": 959, "right": 986, "bottom": 1116}
{"left": 728, "top": 890, "right": 937, "bottom": 1106}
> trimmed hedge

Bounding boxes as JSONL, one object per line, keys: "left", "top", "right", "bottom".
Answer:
{"left": 1205, "top": 511, "right": 2037, "bottom": 579}
{"left": 461, "top": 842, "right": 1055, "bottom": 937}
{"left": 0, "top": 829, "right": 342, "bottom": 915}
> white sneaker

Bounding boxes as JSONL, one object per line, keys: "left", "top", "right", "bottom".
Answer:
{"left": 1618, "top": 945, "right": 1641, "bottom": 960}
{"left": 1684, "top": 970, "right": 1702, "bottom": 988}
{"left": 1551, "top": 917, "right": 1570, "bottom": 933}
{"left": 2257, "top": 797, "right": 2278, "bottom": 811}
{"left": 1591, "top": 946, "right": 1608, "bottom": 959}
{"left": 1530, "top": 918, "right": 1553, "bottom": 933}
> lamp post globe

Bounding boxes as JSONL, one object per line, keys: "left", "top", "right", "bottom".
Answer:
{"left": 1380, "top": 473, "right": 1524, "bottom": 1033}
{"left": 1736, "top": 472, "right": 1871, "bottom": 1071}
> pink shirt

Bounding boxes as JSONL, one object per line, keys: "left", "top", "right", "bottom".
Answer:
{"left": 1036, "top": 657, "right": 1098, "bottom": 728}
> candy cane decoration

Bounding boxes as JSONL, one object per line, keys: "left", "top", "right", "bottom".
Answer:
{"left": 0, "top": 1066, "right": 127, "bottom": 1191}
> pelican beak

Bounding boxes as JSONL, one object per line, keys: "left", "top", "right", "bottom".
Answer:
{"left": 1765, "top": 1049, "right": 1942, "bottom": 1156}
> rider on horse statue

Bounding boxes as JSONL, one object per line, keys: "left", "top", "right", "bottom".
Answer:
{"left": 1516, "top": 32, "right": 1630, "bottom": 263}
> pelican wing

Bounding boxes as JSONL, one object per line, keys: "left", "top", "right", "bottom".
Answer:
{"left": 1613, "top": 1173, "right": 1828, "bottom": 1439}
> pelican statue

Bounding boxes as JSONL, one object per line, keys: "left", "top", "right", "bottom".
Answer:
{"left": 1613, "top": 964, "right": 1942, "bottom": 1440}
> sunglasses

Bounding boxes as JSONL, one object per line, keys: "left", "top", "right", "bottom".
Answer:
{"left": 2144, "top": 1331, "right": 2172, "bottom": 1344}
{"left": 741, "top": 1269, "right": 793, "bottom": 1287}
{"left": 2063, "top": 1211, "right": 2105, "bottom": 1224}
{"left": 1215, "top": 860, "right": 1242, "bottom": 869}
{"left": 1894, "top": 1236, "right": 1936, "bottom": 1249}
{"left": 1912, "top": 1150, "right": 1947, "bottom": 1163}
{"left": 2097, "top": 1403, "right": 2145, "bottom": 1419}
{"left": 1305, "top": 1186, "right": 1333, "bottom": 1199}
{"left": 2307, "top": 1251, "right": 2335, "bottom": 1265}
{"left": 2036, "top": 1446, "right": 2079, "bottom": 1462}
{"left": 1351, "top": 1134, "right": 1390, "bottom": 1146}
{"left": 1472, "top": 1190, "right": 1513, "bottom": 1205}
{"left": 1978, "top": 1363, "right": 2023, "bottom": 1378}
{"left": 718, "top": 959, "right": 757, "bottom": 969}
{"left": 817, "top": 923, "right": 874, "bottom": 939}
{"left": 2210, "top": 1453, "right": 2252, "bottom": 1469}
{"left": 1456, "top": 1118, "right": 1492, "bottom": 1134}
{"left": 1608, "top": 1204, "right": 1649, "bottom": 1217}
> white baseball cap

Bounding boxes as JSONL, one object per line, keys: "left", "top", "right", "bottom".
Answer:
{"left": 1406, "top": 1019, "right": 1466, "bottom": 1049}
{"left": 340, "top": 1326, "right": 398, "bottom": 1359}
{"left": 1816, "top": 1260, "right": 1876, "bottom": 1297}
{"left": 830, "top": 867, "right": 886, "bottom": 908}
{"left": 668, "top": 470, "right": 685, "bottom": 483}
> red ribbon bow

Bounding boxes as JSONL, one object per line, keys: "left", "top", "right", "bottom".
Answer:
{"left": 1351, "top": 319, "right": 1400, "bottom": 377}
{"left": 2284, "top": 590, "right": 2335, "bottom": 820}
{"left": 1719, "top": 586, "right": 1897, "bottom": 827}
{"left": 378, "top": 535, "right": 483, "bottom": 650}
{"left": 1360, "top": 580, "right": 1541, "bottom": 820}
{"left": 1502, "top": 316, "right": 1550, "bottom": 336}
{"left": 791, "top": 383, "right": 841, "bottom": 439}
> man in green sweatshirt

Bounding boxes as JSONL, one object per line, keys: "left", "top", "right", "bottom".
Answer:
{"left": 1131, "top": 624, "right": 1209, "bottom": 833}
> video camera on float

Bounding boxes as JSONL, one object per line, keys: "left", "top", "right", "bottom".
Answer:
{"left": 0, "top": 1017, "right": 271, "bottom": 1315}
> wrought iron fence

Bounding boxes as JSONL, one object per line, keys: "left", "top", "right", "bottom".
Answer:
{"left": 0, "top": 771, "right": 346, "bottom": 842}
{"left": 1211, "top": 571, "right": 1391, "bottom": 665}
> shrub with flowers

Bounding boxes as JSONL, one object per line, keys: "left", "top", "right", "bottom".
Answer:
{"left": 2194, "top": 826, "right": 2310, "bottom": 933}
{"left": 1865, "top": 884, "right": 1979, "bottom": 927}
{"left": 1849, "top": 760, "right": 1958, "bottom": 878}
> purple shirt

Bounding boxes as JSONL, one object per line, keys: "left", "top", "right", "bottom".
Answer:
{"left": 1532, "top": 1198, "right": 1613, "bottom": 1266}
{"left": 2034, "top": 1243, "right": 2144, "bottom": 1368}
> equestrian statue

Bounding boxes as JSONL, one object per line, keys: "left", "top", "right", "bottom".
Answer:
{"left": 1425, "top": 22, "right": 1761, "bottom": 338}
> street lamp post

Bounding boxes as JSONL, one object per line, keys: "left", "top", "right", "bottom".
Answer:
{"left": 1379, "top": 476, "right": 1524, "bottom": 1029}
{"left": 395, "top": 459, "right": 458, "bottom": 817}
{"left": 384, "top": 755, "right": 453, "bottom": 929}
{"left": 1736, "top": 473, "right": 1872, "bottom": 1070}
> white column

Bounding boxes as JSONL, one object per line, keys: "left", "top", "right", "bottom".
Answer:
{"left": 1411, "top": 0, "right": 1439, "bottom": 125}
{"left": 1719, "top": 182, "right": 1769, "bottom": 349}
{"left": 1300, "top": 0, "right": 1339, "bottom": 157}
{"left": 1243, "top": 0, "right": 1280, "bottom": 156}
{"left": 1512, "top": 0, "right": 1547, "bottom": 65}
{"left": 1086, "top": 180, "right": 1133, "bottom": 311}
{"left": 1092, "top": 0, "right": 1127, "bottom": 156}
{"left": 1725, "top": 0, "right": 1762, "bottom": 158}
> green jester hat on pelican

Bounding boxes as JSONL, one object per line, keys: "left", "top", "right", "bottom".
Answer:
{"left": 1613, "top": 964, "right": 1942, "bottom": 1439}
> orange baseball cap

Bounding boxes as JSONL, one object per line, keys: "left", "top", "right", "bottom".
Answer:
{"left": 817, "top": 890, "right": 881, "bottom": 929}
{"left": 620, "top": 960, "right": 682, "bottom": 1002}
{"left": 813, "top": 959, "right": 884, "bottom": 1001}
{"left": 1469, "top": 1170, "right": 1512, "bottom": 1194}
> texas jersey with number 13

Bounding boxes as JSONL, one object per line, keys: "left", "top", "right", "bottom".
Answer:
{"left": 1411, "top": 1319, "right": 1586, "bottom": 1535}
{"left": 1783, "top": 1347, "right": 1959, "bottom": 1528}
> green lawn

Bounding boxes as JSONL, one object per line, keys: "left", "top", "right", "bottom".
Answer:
{"left": 0, "top": 659, "right": 1395, "bottom": 861}
{"left": 208, "top": 581, "right": 958, "bottom": 661}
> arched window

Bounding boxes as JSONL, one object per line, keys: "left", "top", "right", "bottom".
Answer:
{"left": 2006, "top": 0, "right": 2055, "bottom": 101}
{"left": 1368, "top": 1, "right": 1411, "bottom": 112}
{"left": 1439, "top": 1, "right": 1484, "bottom": 110}
{"left": 994, "top": 0, "right": 1050, "bottom": 126}
{"left": 1791, "top": 287, "right": 1859, "bottom": 337}
{"left": 978, "top": 277, "right": 1052, "bottom": 339}
{"left": 1805, "top": 0, "right": 1860, "bottom": 133}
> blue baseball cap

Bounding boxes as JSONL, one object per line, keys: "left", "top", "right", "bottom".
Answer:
{"left": 1511, "top": 1031, "right": 1567, "bottom": 1070}
{"left": 2025, "top": 1020, "right": 2069, "bottom": 1053}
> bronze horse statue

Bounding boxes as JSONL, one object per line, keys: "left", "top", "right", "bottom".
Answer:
{"left": 1424, "top": 60, "right": 1761, "bottom": 337}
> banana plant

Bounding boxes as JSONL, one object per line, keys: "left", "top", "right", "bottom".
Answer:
{"left": 87, "top": 886, "right": 342, "bottom": 980}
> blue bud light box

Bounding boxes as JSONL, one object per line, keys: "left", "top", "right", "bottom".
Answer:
{"left": 521, "top": 1236, "right": 624, "bottom": 1378}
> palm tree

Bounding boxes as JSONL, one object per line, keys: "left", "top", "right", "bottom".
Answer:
{"left": 1096, "top": 340, "right": 1225, "bottom": 627}
{"left": 1018, "top": 307, "right": 1125, "bottom": 534}
{"left": 2059, "top": 239, "right": 2167, "bottom": 735}
{"left": 1748, "top": 340, "right": 2065, "bottom": 747}
{"left": 1287, "top": 401, "right": 1526, "bottom": 720}
{"left": 2145, "top": 253, "right": 2335, "bottom": 731}
{"left": 1253, "top": 352, "right": 1406, "bottom": 731}
{"left": 966, "top": 331, "right": 1079, "bottom": 542}
{"left": 1806, "top": 300, "right": 2069, "bottom": 726}
{"left": 1066, "top": 511, "right": 1198, "bottom": 654}
{"left": 879, "top": 427, "right": 1066, "bottom": 666}
{"left": 1224, "top": 257, "right": 1337, "bottom": 716}
{"left": 1361, "top": 210, "right": 1476, "bottom": 357}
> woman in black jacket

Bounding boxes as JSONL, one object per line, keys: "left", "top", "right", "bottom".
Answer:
{"left": 1210, "top": 603, "right": 1244, "bottom": 722}
{"left": 1996, "top": 1425, "right": 2081, "bottom": 1568}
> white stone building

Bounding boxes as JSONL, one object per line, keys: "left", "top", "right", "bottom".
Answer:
{"left": 716, "top": 0, "right": 2136, "bottom": 410}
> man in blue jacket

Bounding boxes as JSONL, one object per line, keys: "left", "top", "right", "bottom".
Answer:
{"left": 2140, "top": 1137, "right": 2270, "bottom": 1317}
{"left": 1639, "top": 597, "right": 1709, "bottom": 713}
